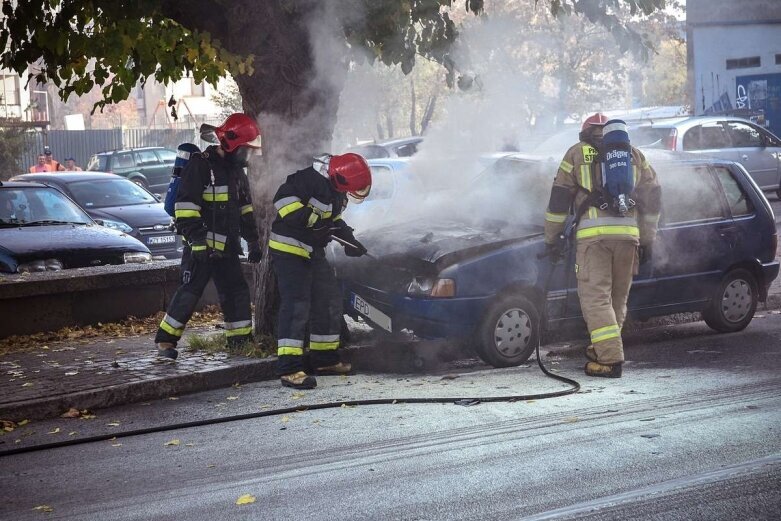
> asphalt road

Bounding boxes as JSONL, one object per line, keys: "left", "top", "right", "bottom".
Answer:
{"left": 2, "top": 310, "right": 780, "bottom": 520}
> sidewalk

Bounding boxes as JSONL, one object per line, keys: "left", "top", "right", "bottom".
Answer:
{"left": 2, "top": 248, "right": 780, "bottom": 424}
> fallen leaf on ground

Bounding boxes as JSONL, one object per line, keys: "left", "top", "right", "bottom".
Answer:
{"left": 106, "top": 422, "right": 120, "bottom": 427}
{"left": 235, "top": 494, "right": 256, "bottom": 505}
{"left": 165, "top": 439, "right": 180, "bottom": 446}
{"left": 68, "top": 432, "right": 77, "bottom": 436}
{"left": 111, "top": 443, "right": 122, "bottom": 447}
{"left": 291, "top": 392, "right": 306, "bottom": 400}
{"left": 32, "top": 505, "right": 53, "bottom": 512}
{"left": 60, "top": 408, "right": 81, "bottom": 418}
{"left": 22, "top": 382, "right": 33, "bottom": 387}
{"left": 226, "top": 396, "right": 239, "bottom": 401}
{"left": 281, "top": 416, "right": 290, "bottom": 423}
{"left": 64, "top": 371, "right": 78, "bottom": 376}
{"left": 564, "top": 417, "right": 579, "bottom": 423}
{"left": 185, "top": 443, "right": 195, "bottom": 447}
{"left": 168, "top": 397, "right": 179, "bottom": 401}
{"left": 47, "top": 428, "right": 60, "bottom": 434}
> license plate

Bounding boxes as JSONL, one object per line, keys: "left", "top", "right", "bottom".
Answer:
{"left": 147, "top": 235, "right": 176, "bottom": 245}
{"left": 351, "top": 293, "right": 392, "bottom": 333}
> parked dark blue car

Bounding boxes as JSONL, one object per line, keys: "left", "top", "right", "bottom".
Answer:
{"left": 334, "top": 154, "right": 779, "bottom": 367}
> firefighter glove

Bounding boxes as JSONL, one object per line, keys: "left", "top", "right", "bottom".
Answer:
{"left": 639, "top": 243, "right": 653, "bottom": 265}
{"left": 545, "top": 241, "right": 564, "bottom": 263}
{"left": 247, "top": 242, "right": 262, "bottom": 263}
{"left": 311, "top": 223, "right": 332, "bottom": 247}
{"left": 344, "top": 237, "right": 368, "bottom": 258}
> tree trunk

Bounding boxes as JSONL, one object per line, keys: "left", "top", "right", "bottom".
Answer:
{"left": 228, "top": 4, "right": 349, "bottom": 337}
{"left": 409, "top": 80, "right": 417, "bottom": 136}
{"left": 420, "top": 87, "right": 439, "bottom": 134}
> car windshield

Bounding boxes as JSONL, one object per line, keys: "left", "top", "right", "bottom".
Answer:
{"left": 67, "top": 178, "right": 157, "bottom": 208}
{"left": 0, "top": 187, "right": 92, "bottom": 226}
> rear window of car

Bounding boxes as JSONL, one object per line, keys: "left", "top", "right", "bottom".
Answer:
{"left": 658, "top": 165, "right": 727, "bottom": 225}
{"left": 86, "top": 155, "right": 107, "bottom": 171}
{"left": 156, "top": 149, "right": 177, "bottom": 163}
{"left": 712, "top": 166, "right": 754, "bottom": 217}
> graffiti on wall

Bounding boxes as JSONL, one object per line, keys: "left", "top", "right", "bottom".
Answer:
{"left": 736, "top": 73, "right": 781, "bottom": 137}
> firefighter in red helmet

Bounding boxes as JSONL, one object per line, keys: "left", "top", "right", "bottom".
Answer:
{"left": 543, "top": 113, "right": 661, "bottom": 378}
{"left": 155, "top": 113, "right": 263, "bottom": 360}
{"left": 270, "top": 152, "right": 372, "bottom": 389}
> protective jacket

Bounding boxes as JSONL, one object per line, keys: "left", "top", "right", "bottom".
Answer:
{"left": 544, "top": 142, "right": 661, "bottom": 246}
{"left": 269, "top": 166, "right": 355, "bottom": 259}
{"left": 173, "top": 145, "right": 259, "bottom": 254}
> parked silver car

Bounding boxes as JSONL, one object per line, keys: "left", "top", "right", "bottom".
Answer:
{"left": 643, "top": 116, "right": 781, "bottom": 199}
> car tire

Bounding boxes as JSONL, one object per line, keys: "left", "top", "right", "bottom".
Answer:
{"left": 702, "top": 268, "right": 758, "bottom": 333}
{"left": 476, "top": 294, "right": 539, "bottom": 368}
{"left": 131, "top": 177, "right": 149, "bottom": 189}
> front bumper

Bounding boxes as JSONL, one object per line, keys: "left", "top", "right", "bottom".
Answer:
{"left": 343, "top": 282, "right": 491, "bottom": 339}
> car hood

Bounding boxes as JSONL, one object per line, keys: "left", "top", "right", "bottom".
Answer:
{"left": 335, "top": 219, "right": 543, "bottom": 285}
{"left": 0, "top": 224, "right": 148, "bottom": 257}
{"left": 87, "top": 204, "right": 171, "bottom": 227}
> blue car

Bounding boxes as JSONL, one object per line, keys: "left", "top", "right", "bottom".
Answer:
{"left": 334, "top": 153, "right": 779, "bottom": 367}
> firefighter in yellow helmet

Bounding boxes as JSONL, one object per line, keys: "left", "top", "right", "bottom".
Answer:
{"left": 543, "top": 113, "right": 661, "bottom": 378}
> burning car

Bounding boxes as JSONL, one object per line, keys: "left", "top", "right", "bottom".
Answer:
{"left": 333, "top": 153, "right": 779, "bottom": 367}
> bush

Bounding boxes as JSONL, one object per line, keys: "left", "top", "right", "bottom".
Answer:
{"left": 0, "top": 127, "right": 32, "bottom": 180}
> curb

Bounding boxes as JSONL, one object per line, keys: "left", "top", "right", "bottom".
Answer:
{"left": 0, "top": 341, "right": 418, "bottom": 422}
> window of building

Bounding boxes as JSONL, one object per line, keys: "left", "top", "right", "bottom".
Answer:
{"left": 190, "top": 79, "right": 205, "bottom": 97}
{"left": 1, "top": 74, "right": 20, "bottom": 105}
{"left": 726, "top": 56, "right": 760, "bottom": 69}
{"left": 776, "top": 54, "right": 781, "bottom": 65}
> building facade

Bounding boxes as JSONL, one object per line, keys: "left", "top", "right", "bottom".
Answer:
{"left": 687, "top": 0, "right": 781, "bottom": 136}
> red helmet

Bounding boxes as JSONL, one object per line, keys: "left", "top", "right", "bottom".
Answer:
{"left": 581, "top": 112, "right": 609, "bottom": 131}
{"left": 328, "top": 153, "right": 372, "bottom": 200}
{"left": 213, "top": 113, "right": 262, "bottom": 152}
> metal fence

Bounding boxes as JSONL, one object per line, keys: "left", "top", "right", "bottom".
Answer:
{"left": 18, "top": 127, "right": 200, "bottom": 173}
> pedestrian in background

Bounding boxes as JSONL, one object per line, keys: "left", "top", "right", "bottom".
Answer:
{"left": 29, "top": 154, "right": 52, "bottom": 172}
{"left": 269, "top": 152, "right": 371, "bottom": 389}
{"left": 543, "top": 113, "right": 661, "bottom": 379}
{"left": 43, "top": 147, "right": 65, "bottom": 171}
{"left": 63, "top": 157, "right": 82, "bottom": 171}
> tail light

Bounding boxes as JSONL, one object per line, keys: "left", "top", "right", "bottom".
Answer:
{"left": 664, "top": 129, "right": 677, "bottom": 150}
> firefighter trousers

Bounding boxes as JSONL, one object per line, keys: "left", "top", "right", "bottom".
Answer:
{"left": 271, "top": 250, "right": 342, "bottom": 376}
{"left": 155, "top": 250, "right": 252, "bottom": 347}
{"left": 575, "top": 238, "right": 639, "bottom": 365}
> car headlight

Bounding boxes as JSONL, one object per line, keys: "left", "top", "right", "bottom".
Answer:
{"left": 407, "top": 277, "right": 455, "bottom": 297}
{"left": 17, "top": 258, "right": 64, "bottom": 273}
{"left": 99, "top": 219, "right": 133, "bottom": 233}
{"left": 124, "top": 252, "right": 152, "bottom": 264}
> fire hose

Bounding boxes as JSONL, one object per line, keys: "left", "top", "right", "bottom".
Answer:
{"left": 0, "top": 240, "right": 579, "bottom": 457}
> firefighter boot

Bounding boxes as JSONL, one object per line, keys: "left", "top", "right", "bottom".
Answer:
{"left": 585, "top": 345, "right": 597, "bottom": 362}
{"left": 156, "top": 342, "right": 179, "bottom": 360}
{"left": 315, "top": 362, "right": 352, "bottom": 376}
{"left": 281, "top": 371, "right": 317, "bottom": 390}
{"left": 584, "top": 361, "right": 622, "bottom": 378}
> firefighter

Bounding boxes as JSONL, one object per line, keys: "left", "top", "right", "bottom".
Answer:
{"left": 155, "top": 113, "right": 263, "bottom": 360}
{"left": 544, "top": 113, "right": 661, "bottom": 378}
{"left": 270, "top": 153, "right": 372, "bottom": 389}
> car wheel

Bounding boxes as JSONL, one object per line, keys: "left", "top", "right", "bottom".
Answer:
{"left": 131, "top": 177, "right": 148, "bottom": 189}
{"left": 702, "top": 268, "right": 758, "bottom": 333}
{"left": 476, "top": 294, "right": 539, "bottom": 368}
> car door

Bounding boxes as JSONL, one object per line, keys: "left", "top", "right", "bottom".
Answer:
{"left": 724, "top": 121, "right": 781, "bottom": 190}
{"left": 651, "top": 163, "right": 735, "bottom": 307}
{"left": 134, "top": 149, "right": 166, "bottom": 191}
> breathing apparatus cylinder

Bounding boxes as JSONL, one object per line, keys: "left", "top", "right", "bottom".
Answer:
{"left": 600, "top": 119, "right": 634, "bottom": 216}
